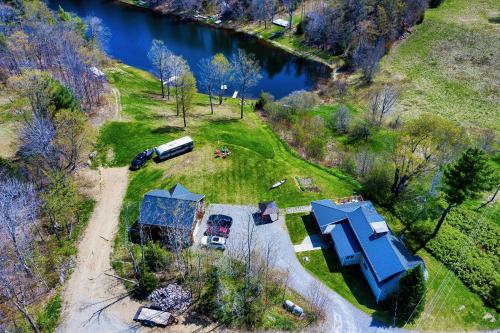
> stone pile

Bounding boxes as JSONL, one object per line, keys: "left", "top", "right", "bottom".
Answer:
{"left": 148, "top": 284, "right": 192, "bottom": 312}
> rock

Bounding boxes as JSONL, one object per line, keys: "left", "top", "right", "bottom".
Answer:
{"left": 148, "top": 284, "right": 192, "bottom": 313}
{"left": 457, "top": 305, "right": 465, "bottom": 311}
{"left": 483, "top": 312, "right": 496, "bottom": 322}
{"left": 89, "top": 151, "right": 97, "bottom": 159}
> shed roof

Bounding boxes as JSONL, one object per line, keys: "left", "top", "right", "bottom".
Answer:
{"left": 259, "top": 201, "right": 279, "bottom": 216}
{"left": 139, "top": 184, "right": 204, "bottom": 229}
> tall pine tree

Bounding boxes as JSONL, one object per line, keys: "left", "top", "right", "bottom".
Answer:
{"left": 431, "top": 148, "right": 495, "bottom": 238}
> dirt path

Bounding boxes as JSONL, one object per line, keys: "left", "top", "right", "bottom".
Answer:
{"left": 58, "top": 167, "right": 142, "bottom": 333}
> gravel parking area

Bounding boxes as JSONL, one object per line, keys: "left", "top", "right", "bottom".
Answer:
{"left": 194, "top": 204, "right": 406, "bottom": 333}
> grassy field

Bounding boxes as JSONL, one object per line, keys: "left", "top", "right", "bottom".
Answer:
{"left": 97, "top": 65, "right": 358, "bottom": 210}
{"left": 298, "top": 248, "right": 499, "bottom": 330}
{"left": 377, "top": 0, "right": 499, "bottom": 132}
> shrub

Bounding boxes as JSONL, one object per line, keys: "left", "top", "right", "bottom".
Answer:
{"left": 305, "top": 137, "right": 326, "bottom": 160}
{"left": 330, "top": 105, "right": 351, "bottom": 134}
{"left": 137, "top": 271, "right": 159, "bottom": 296}
{"left": 255, "top": 92, "right": 275, "bottom": 111}
{"left": 349, "top": 122, "right": 372, "bottom": 143}
{"left": 395, "top": 266, "right": 426, "bottom": 324}
{"left": 279, "top": 90, "right": 319, "bottom": 113}
{"left": 295, "top": 20, "right": 304, "bottom": 35}
{"left": 360, "top": 162, "right": 393, "bottom": 205}
{"left": 144, "top": 242, "right": 172, "bottom": 272}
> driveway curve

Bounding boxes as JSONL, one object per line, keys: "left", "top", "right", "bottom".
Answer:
{"left": 202, "top": 204, "right": 408, "bottom": 333}
{"left": 58, "top": 167, "right": 142, "bottom": 333}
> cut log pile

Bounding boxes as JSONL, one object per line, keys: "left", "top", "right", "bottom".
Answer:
{"left": 148, "top": 284, "right": 192, "bottom": 312}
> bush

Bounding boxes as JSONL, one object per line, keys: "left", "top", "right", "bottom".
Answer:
{"left": 360, "top": 162, "right": 393, "bottom": 205}
{"left": 330, "top": 105, "right": 351, "bottom": 134}
{"left": 136, "top": 271, "right": 159, "bottom": 296}
{"left": 305, "top": 137, "right": 326, "bottom": 160}
{"left": 144, "top": 242, "right": 172, "bottom": 272}
{"left": 295, "top": 20, "right": 304, "bottom": 35}
{"left": 348, "top": 122, "right": 372, "bottom": 142}
{"left": 279, "top": 90, "right": 319, "bottom": 113}
{"left": 395, "top": 266, "right": 426, "bottom": 324}
{"left": 255, "top": 92, "right": 275, "bottom": 111}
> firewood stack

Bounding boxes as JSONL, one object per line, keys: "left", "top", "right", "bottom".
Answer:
{"left": 148, "top": 284, "right": 192, "bottom": 312}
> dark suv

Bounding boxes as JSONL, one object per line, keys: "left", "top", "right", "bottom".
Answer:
{"left": 131, "top": 149, "right": 153, "bottom": 170}
{"left": 207, "top": 214, "right": 233, "bottom": 228}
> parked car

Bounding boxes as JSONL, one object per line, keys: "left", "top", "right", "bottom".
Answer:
{"left": 201, "top": 235, "right": 226, "bottom": 250}
{"left": 207, "top": 214, "right": 233, "bottom": 228}
{"left": 205, "top": 225, "right": 230, "bottom": 238}
{"left": 283, "top": 300, "right": 304, "bottom": 317}
{"left": 131, "top": 149, "right": 153, "bottom": 170}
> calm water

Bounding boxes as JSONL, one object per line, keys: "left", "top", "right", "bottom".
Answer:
{"left": 48, "top": 0, "right": 330, "bottom": 98}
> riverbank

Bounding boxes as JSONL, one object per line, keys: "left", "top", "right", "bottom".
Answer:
{"left": 117, "top": 0, "right": 339, "bottom": 71}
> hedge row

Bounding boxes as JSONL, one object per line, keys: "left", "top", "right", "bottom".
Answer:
{"left": 426, "top": 225, "right": 499, "bottom": 309}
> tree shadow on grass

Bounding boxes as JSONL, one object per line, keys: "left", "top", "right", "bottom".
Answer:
{"left": 319, "top": 248, "right": 393, "bottom": 324}
{"left": 151, "top": 126, "right": 185, "bottom": 134}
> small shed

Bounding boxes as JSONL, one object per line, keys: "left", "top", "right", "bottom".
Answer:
{"left": 259, "top": 201, "right": 279, "bottom": 223}
{"left": 273, "top": 18, "right": 290, "bottom": 28}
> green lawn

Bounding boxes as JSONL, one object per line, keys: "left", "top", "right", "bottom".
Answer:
{"left": 296, "top": 247, "right": 499, "bottom": 330}
{"left": 298, "top": 250, "right": 392, "bottom": 323}
{"left": 97, "top": 65, "right": 357, "bottom": 211}
{"left": 285, "top": 213, "right": 317, "bottom": 245}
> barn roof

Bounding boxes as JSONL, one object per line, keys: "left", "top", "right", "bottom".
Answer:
{"left": 139, "top": 184, "right": 204, "bottom": 229}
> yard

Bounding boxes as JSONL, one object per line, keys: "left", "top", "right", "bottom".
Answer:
{"left": 295, "top": 234, "right": 499, "bottom": 330}
{"left": 97, "top": 64, "right": 357, "bottom": 210}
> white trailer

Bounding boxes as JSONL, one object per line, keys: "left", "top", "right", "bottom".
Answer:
{"left": 155, "top": 136, "right": 194, "bottom": 161}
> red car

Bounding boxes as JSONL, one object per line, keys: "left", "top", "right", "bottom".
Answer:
{"left": 205, "top": 225, "right": 230, "bottom": 238}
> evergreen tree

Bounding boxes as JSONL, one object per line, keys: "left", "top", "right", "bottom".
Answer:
{"left": 431, "top": 148, "right": 495, "bottom": 238}
{"left": 395, "top": 265, "right": 426, "bottom": 324}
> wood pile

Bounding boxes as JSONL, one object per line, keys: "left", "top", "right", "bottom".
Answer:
{"left": 148, "top": 284, "right": 192, "bottom": 312}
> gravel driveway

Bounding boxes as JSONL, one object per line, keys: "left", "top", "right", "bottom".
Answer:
{"left": 196, "top": 204, "right": 408, "bottom": 333}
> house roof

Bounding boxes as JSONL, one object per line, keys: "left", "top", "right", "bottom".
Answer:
{"left": 311, "top": 199, "right": 424, "bottom": 283}
{"left": 331, "top": 222, "right": 361, "bottom": 258}
{"left": 139, "top": 184, "right": 204, "bottom": 229}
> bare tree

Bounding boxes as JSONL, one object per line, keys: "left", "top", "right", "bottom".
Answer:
{"left": 148, "top": 39, "right": 170, "bottom": 99}
{"left": 198, "top": 57, "right": 216, "bottom": 114}
{"left": 169, "top": 55, "right": 188, "bottom": 116}
{"left": 0, "top": 174, "right": 39, "bottom": 277}
{"left": 331, "top": 105, "right": 351, "bottom": 134}
{"left": 84, "top": 16, "right": 111, "bottom": 52}
{"left": 307, "top": 280, "right": 327, "bottom": 321}
{"left": 282, "top": 0, "right": 295, "bottom": 30}
{"left": 368, "top": 85, "right": 398, "bottom": 126}
{"left": 0, "top": 255, "right": 41, "bottom": 333}
{"left": 356, "top": 150, "right": 375, "bottom": 176}
{"left": 231, "top": 49, "right": 262, "bottom": 119}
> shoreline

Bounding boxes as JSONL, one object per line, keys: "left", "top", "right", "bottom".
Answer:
{"left": 117, "top": 0, "right": 338, "bottom": 72}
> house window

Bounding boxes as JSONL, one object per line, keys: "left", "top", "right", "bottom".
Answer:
{"left": 346, "top": 255, "right": 354, "bottom": 260}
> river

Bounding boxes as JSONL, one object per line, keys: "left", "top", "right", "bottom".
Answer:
{"left": 48, "top": 0, "right": 331, "bottom": 98}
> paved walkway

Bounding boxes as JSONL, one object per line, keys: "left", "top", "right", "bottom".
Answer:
{"left": 294, "top": 234, "right": 329, "bottom": 252}
{"left": 200, "top": 204, "right": 407, "bottom": 333}
{"left": 285, "top": 205, "right": 312, "bottom": 214}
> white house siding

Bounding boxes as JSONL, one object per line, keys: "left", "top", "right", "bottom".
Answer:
{"left": 359, "top": 255, "right": 382, "bottom": 302}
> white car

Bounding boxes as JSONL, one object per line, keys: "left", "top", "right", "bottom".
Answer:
{"left": 201, "top": 235, "right": 226, "bottom": 250}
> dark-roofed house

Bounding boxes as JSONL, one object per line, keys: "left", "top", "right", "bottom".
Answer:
{"left": 311, "top": 199, "right": 425, "bottom": 302}
{"left": 139, "top": 184, "right": 205, "bottom": 246}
